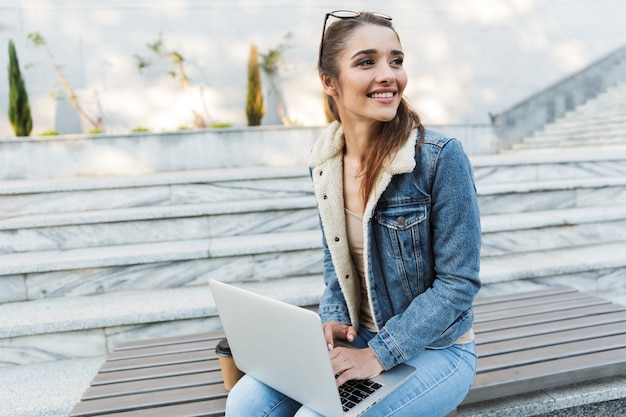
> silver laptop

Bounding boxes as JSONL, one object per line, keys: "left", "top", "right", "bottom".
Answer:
{"left": 209, "top": 279, "right": 415, "bottom": 417}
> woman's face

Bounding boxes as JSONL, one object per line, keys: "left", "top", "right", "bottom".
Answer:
{"left": 325, "top": 24, "right": 407, "bottom": 126}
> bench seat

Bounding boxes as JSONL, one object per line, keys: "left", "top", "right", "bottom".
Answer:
{"left": 70, "top": 286, "right": 626, "bottom": 416}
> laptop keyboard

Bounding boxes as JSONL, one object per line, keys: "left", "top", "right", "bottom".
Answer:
{"left": 338, "top": 379, "right": 383, "bottom": 412}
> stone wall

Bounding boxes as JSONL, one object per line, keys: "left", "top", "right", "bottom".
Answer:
{"left": 0, "top": 124, "right": 496, "bottom": 181}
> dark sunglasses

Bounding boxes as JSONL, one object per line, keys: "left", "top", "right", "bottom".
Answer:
{"left": 318, "top": 10, "right": 393, "bottom": 68}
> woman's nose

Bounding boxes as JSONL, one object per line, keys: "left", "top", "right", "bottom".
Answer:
{"left": 375, "top": 63, "right": 395, "bottom": 83}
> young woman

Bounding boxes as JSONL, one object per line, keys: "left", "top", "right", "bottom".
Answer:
{"left": 226, "top": 10, "right": 481, "bottom": 417}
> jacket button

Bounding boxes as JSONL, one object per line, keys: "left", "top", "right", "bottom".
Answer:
{"left": 319, "top": 170, "right": 323, "bottom": 176}
{"left": 345, "top": 274, "right": 350, "bottom": 280}
{"left": 334, "top": 237, "right": 340, "bottom": 242}
{"left": 323, "top": 195, "right": 328, "bottom": 199}
{"left": 397, "top": 216, "right": 405, "bottom": 225}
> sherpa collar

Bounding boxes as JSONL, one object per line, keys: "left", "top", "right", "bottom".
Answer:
{"left": 308, "top": 121, "right": 418, "bottom": 177}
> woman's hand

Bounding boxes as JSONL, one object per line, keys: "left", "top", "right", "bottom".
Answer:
{"left": 329, "top": 346, "right": 384, "bottom": 387}
{"left": 322, "top": 321, "right": 357, "bottom": 349}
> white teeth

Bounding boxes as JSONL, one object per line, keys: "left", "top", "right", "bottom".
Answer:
{"left": 371, "top": 92, "right": 394, "bottom": 99}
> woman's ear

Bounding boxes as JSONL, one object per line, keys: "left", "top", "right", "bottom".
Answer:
{"left": 320, "top": 73, "right": 337, "bottom": 97}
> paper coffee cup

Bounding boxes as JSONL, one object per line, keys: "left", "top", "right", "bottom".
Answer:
{"left": 215, "top": 338, "right": 245, "bottom": 391}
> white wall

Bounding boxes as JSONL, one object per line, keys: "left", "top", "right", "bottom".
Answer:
{"left": 1, "top": 0, "right": 625, "bottom": 137}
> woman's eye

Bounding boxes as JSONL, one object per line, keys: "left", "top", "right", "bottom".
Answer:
{"left": 391, "top": 57, "right": 404, "bottom": 66}
{"left": 357, "top": 58, "right": 375, "bottom": 66}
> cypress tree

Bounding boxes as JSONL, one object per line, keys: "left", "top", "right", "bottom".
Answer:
{"left": 8, "top": 39, "right": 33, "bottom": 136}
{"left": 246, "top": 44, "right": 264, "bottom": 126}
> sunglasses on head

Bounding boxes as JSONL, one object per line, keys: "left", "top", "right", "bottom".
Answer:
{"left": 318, "top": 10, "right": 393, "bottom": 68}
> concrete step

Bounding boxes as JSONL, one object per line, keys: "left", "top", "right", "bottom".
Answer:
{"left": 0, "top": 196, "right": 318, "bottom": 254}
{"left": 458, "top": 376, "right": 626, "bottom": 417}
{"left": 0, "top": 166, "right": 313, "bottom": 218}
{"left": 0, "top": 357, "right": 104, "bottom": 417}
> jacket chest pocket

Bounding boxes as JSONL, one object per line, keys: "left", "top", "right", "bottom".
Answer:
{"left": 375, "top": 201, "right": 429, "bottom": 299}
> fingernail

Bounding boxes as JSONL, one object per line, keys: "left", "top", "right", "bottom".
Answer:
{"left": 328, "top": 343, "right": 333, "bottom": 351}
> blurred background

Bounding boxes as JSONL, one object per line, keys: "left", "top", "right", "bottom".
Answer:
{"left": 1, "top": 0, "right": 625, "bottom": 136}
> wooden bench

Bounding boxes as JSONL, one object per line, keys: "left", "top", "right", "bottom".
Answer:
{"left": 69, "top": 286, "right": 626, "bottom": 416}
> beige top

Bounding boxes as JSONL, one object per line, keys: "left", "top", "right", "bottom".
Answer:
{"left": 345, "top": 208, "right": 378, "bottom": 332}
{"left": 343, "top": 207, "right": 474, "bottom": 344}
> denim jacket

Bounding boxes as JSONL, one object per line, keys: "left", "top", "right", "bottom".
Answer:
{"left": 308, "top": 122, "right": 481, "bottom": 370}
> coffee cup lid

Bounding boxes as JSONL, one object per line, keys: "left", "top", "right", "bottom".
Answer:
{"left": 215, "top": 338, "right": 232, "bottom": 356}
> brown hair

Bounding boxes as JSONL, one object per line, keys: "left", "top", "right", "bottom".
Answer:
{"left": 318, "top": 12, "right": 425, "bottom": 206}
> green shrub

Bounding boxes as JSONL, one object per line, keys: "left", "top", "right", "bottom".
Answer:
{"left": 131, "top": 126, "right": 150, "bottom": 132}
{"left": 8, "top": 39, "right": 33, "bottom": 137}
{"left": 209, "top": 122, "right": 232, "bottom": 129}
{"left": 246, "top": 44, "right": 264, "bottom": 126}
{"left": 40, "top": 130, "right": 60, "bottom": 136}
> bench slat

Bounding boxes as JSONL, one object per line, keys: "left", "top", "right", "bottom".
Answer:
{"left": 477, "top": 316, "right": 626, "bottom": 354}
{"left": 474, "top": 303, "right": 625, "bottom": 333}
{"left": 473, "top": 286, "right": 576, "bottom": 307}
{"left": 475, "top": 296, "right": 610, "bottom": 323}
{"left": 475, "top": 310, "right": 626, "bottom": 344}
{"left": 477, "top": 333, "right": 626, "bottom": 373}
{"left": 83, "top": 399, "right": 226, "bottom": 417}
{"left": 113, "top": 331, "right": 224, "bottom": 352}
{"left": 107, "top": 339, "right": 219, "bottom": 361}
{"left": 82, "top": 371, "right": 224, "bottom": 400}
{"left": 92, "top": 360, "right": 220, "bottom": 385}
{"left": 466, "top": 346, "right": 626, "bottom": 404}
{"left": 99, "top": 349, "right": 215, "bottom": 373}
{"left": 70, "top": 384, "right": 227, "bottom": 417}
{"left": 473, "top": 291, "right": 589, "bottom": 314}
{"left": 70, "top": 286, "right": 626, "bottom": 417}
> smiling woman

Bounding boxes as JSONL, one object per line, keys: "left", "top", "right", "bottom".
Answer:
{"left": 225, "top": 10, "right": 482, "bottom": 417}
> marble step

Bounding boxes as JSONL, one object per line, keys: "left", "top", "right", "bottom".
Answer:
{"left": 0, "top": 166, "right": 313, "bottom": 218}
{"left": 0, "top": 196, "right": 319, "bottom": 254}
{"left": 476, "top": 175, "right": 626, "bottom": 215}
{"left": 1, "top": 241, "right": 625, "bottom": 369}
{"left": 0, "top": 230, "right": 325, "bottom": 303}
{"left": 557, "top": 103, "right": 626, "bottom": 119}
{"left": 511, "top": 139, "right": 626, "bottom": 153}
{"left": 507, "top": 142, "right": 626, "bottom": 155}
{"left": 0, "top": 275, "right": 325, "bottom": 366}
{"left": 3, "top": 150, "right": 625, "bottom": 222}
{"left": 1, "top": 201, "right": 625, "bottom": 303}
{"left": 479, "top": 242, "right": 626, "bottom": 299}
{"left": 3, "top": 175, "right": 626, "bottom": 255}
{"left": 533, "top": 114, "right": 626, "bottom": 133}
{"left": 521, "top": 129, "right": 626, "bottom": 143}
{"left": 471, "top": 152, "right": 626, "bottom": 184}
{"left": 481, "top": 205, "right": 626, "bottom": 256}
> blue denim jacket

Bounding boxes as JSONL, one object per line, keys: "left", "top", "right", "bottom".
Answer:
{"left": 308, "top": 122, "right": 481, "bottom": 370}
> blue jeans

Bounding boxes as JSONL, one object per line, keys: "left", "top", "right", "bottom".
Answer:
{"left": 225, "top": 329, "right": 477, "bottom": 417}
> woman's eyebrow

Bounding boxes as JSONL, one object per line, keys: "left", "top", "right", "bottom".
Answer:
{"left": 350, "top": 49, "right": 404, "bottom": 59}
